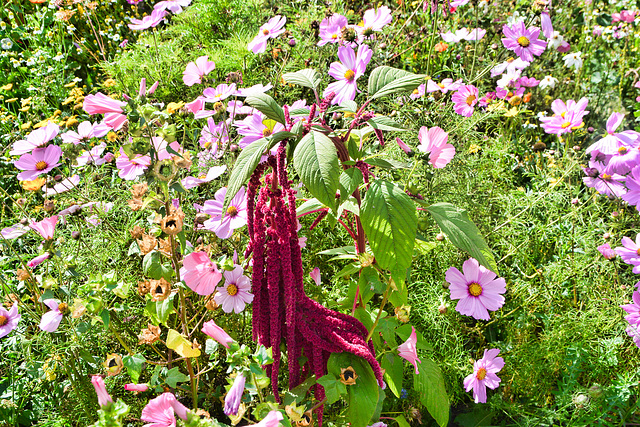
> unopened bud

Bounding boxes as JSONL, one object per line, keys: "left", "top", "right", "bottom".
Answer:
{"left": 44, "top": 200, "right": 55, "bottom": 212}
{"left": 436, "top": 233, "right": 445, "bottom": 241}
{"left": 288, "top": 38, "right": 296, "bottom": 47}
{"left": 230, "top": 144, "right": 239, "bottom": 152}
{"left": 438, "top": 303, "right": 447, "bottom": 314}
{"left": 54, "top": 174, "right": 63, "bottom": 182}
{"left": 612, "top": 211, "right": 619, "bottom": 217}
{"left": 72, "top": 231, "right": 81, "bottom": 240}
{"left": 573, "top": 145, "right": 580, "bottom": 151}
{"left": 603, "top": 232, "right": 610, "bottom": 239}
{"left": 587, "top": 127, "right": 595, "bottom": 133}
{"left": 19, "top": 218, "right": 29, "bottom": 225}
{"left": 571, "top": 198, "right": 579, "bottom": 205}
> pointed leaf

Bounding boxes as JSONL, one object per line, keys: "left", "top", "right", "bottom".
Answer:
{"left": 123, "top": 354, "right": 146, "bottom": 383}
{"left": 282, "top": 69, "right": 322, "bottom": 89}
{"left": 413, "top": 358, "right": 450, "bottom": 427}
{"left": 245, "top": 93, "right": 286, "bottom": 124}
{"left": 368, "top": 66, "right": 425, "bottom": 100}
{"left": 293, "top": 131, "right": 340, "bottom": 210}
{"left": 367, "top": 116, "right": 407, "bottom": 132}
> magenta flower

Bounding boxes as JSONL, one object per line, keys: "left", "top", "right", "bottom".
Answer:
{"left": 463, "top": 348, "right": 504, "bottom": 403}
{"left": 29, "top": 215, "right": 58, "bottom": 240}
{"left": 154, "top": 0, "right": 191, "bottom": 14}
{"left": 451, "top": 85, "right": 479, "bottom": 117}
{"left": 201, "top": 319, "right": 234, "bottom": 348}
{"left": 310, "top": 267, "right": 322, "bottom": 286}
{"left": 15, "top": 145, "right": 62, "bottom": 181}
{"left": 426, "top": 78, "right": 462, "bottom": 94}
{"left": 199, "top": 117, "right": 229, "bottom": 152}
{"left": 446, "top": 258, "right": 506, "bottom": 321}
{"left": 115, "top": 148, "right": 151, "bottom": 181}
{"left": 621, "top": 291, "right": 640, "bottom": 326}
{"left": 179, "top": 251, "right": 223, "bottom": 296}
{"left": 128, "top": 9, "right": 167, "bottom": 31}
{"left": 501, "top": 22, "right": 546, "bottom": 62}
{"left": 615, "top": 235, "right": 640, "bottom": 273}
{"left": 597, "top": 243, "right": 616, "bottom": 260}
{"left": 318, "top": 13, "right": 348, "bottom": 46}
{"left": 61, "top": 121, "right": 110, "bottom": 145}
{"left": 214, "top": 265, "right": 254, "bottom": 314}
{"left": 0, "top": 303, "right": 20, "bottom": 339}
{"left": 10, "top": 122, "right": 59, "bottom": 155}
{"left": 397, "top": 326, "right": 421, "bottom": 374}
{"left": 623, "top": 166, "right": 640, "bottom": 209}
{"left": 183, "top": 55, "right": 215, "bottom": 86}
{"left": 198, "top": 187, "right": 248, "bottom": 239}
{"left": 43, "top": 175, "right": 80, "bottom": 197}
{"left": 83, "top": 93, "right": 128, "bottom": 130}
{"left": 518, "top": 76, "right": 540, "bottom": 87}
{"left": 582, "top": 161, "right": 627, "bottom": 198}
{"left": 323, "top": 44, "right": 373, "bottom": 105}
{"left": 40, "top": 299, "right": 63, "bottom": 332}
{"left": 224, "top": 373, "right": 246, "bottom": 416}
{"left": 248, "top": 15, "right": 287, "bottom": 54}
{"left": 28, "top": 252, "right": 50, "bottom": 268}
{"left": 626, "top": 324, "right": 640, "bottom": 348}
{"left": 91, "top": 376, "right": 113, "bottom": 408}
{"left": 125, "top": 383, "right": 149, "bottom": 392}
{"left": 418, "top": 126, "right": 455, "bottom": 168}
{"left": 141, "top": 393, "right": 189, "bottom": 427}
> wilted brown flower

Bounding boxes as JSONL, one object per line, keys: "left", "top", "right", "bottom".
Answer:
{"left": 158, "top": 238, "right": 172, "bottom": 257}
{"left": 160, "top": 207, "right": 184, "bottom": 236}
{"left": 43, "top": 199, "right": 55, "bottom": 213}
{"left": 4, "top": 294, "right": 19, "bottom": 309}
{"left": 339, "top": 366, "right": 358, "bottom": 385}
{"left": 138, "top": 324, "right": 161, "bottom": 345}
{"left": 205, "top": 297, "right": 219, "bottom": 311}
{"left": 395, "top": 305, "right": 411, "bottom": 323}
{"left": 296, "top": 412, "right": 312, "bottom": 427}
{"left": 137, "top": 234, "right": 157, "bottom": 255}
{"left": 138, "top": 280, "right": 151, "bottom": 296}
{"left": 128, "top": 198, "right": 143, "bottom": 211}
{"left": 174, "top": 152, "right": 192, "bottom": 169}
{"left": 103, "top": 353, "right": 124, "bottom": 376}
{"left": 150, "top": 278, "right": 171, "bottom": 302}
{"left": 130, "top": 225, "right": 144, "bottom": 240}
{"left": 16, "top": 269, "right": 30, "bottom": 281}
{"left": 70, "top": 299, "right": 86, "bottom": 318}
{"left": 131, "top": 183, "right": 148, "bottom": 199}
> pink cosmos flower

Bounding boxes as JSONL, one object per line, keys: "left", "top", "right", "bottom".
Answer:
{"left": 61, "top": 121, "right": 110, "bottom": 145}
{"left": 323, "top": 44, "right": 373, "bottom": 105}
{"left": 235, "top": 111, "right": 285, "bottom": 149}
{"left": 10, "top": 122, "right": 59, "bottom": 155}
{"left": 179, "top": 251, "right": 223, "bottom": 296}
{"left": 202, "top": 83, "right": 237, "bottom": 103}
{"left": 597, "top": 243, "right": 616, "bottom": 260}
{"left": 541, "top": 12, "right": 553, "bottom": 39}
{"left": 1, "top": 223, "right": 30, "bottom": 240}
{"left": 201, "top": 319, "right": 234, "bottom": 348}
{"left": 615, "top": 235, "right": 640, "bottom": 273}
{"left": 621, "top": 10, "right": 636, "bottom": 23}
{"left": 463, "top": 348, "right": 504, "bottom": 403}
{"left": 409, "top": 83, "right": 426, "bottom": 100}
{"left": 198, "top": 187, "right": 248, "bottom": 239}
{"left": 76, "top": 142, "right": 109, "bottom": 167}
{"left": 586, "top": 113, "right": 640, "bottom": 174}
{"left": 549, "top": 97, "right": 590, "bottom": 122}
{"left": 539, "top": 111, "right": 584, "bottom": 136}
{"left": 15, "top": 145, "right": 62, "bottom": 181}
{"left": 83, "top": 93, "right": 128, "bottom": 130}
{"left": 0, "top": 303, "right": 20, "bottom": 338}
{"left": 623, "top": 166, "right": 640, "bottom": 209}
{"left": 426, "top": 78, "right": 462, "bottom": 94}
{"left": 318, "top": 13, "right": 348, "bottom": 46}
{"left": 397, "top": 326, "right": 421, "bottom": 374}
{"left": 29, "top": 215, "right": 58, "bottom": 240}
{"left": 154, "top": 0, "right": 191, "bottom": 14}
{"left": 235, "top": 83, "right": 273, "bottom": 97}
{"left": 451, "top": 85, "right": 479, "bottom": 117}
{"left": 125, "top": 383, "right": 149, "bottom": 392}
{"left": 441, "top": 28, "right": 471, "bottom": 43}
{"left": 28, "top": 253, "right": 50, "bottom": 268}
{"left": 446, "top": 258, "right": 506, "bottom": 321}
{"left": 91, "top": 376, "right": 113, "bottom": 407}
{"left": 501, "top": 22, "right": 547, "bottom": 62}
{"left": 115, "top": 148, "right": 151, "bottom": 181}
{"left": 141, "top": 393, "right": 189, "bottom": 427}
{"left": 183, "top": 55, "right": 215, "bottom": 86}
{"left": 490, "top": 57, "right": 530, "bottom": 77}
{"left": 181, "top": 166, "right": 226, "bottom": 190}
{"left": 40, "top": 299, "right": 63, "bottom": 332}
{"left": 128, "top": 9, "right": 167, "bottom": 31}
{"left": 626, "top": 324, "right": 640, "bottom": 348}
{"left": 214, "top": 265, "right": 254, "bottom": 314}
{"left": 621, "top": 291, "right": 640, "bottom": 326}
{"left": 417, "top": 126, "right": 455, "bottom": 168}
{"left": 224, "top": 373, "right": 246, "bottom": 416}
{"left": 43, "top": 175, "right": 80, "bottom": 197}
{"left": 199, "top": 117, "right": 229, "bottom": 151}
{"left": 518, "top": 76, "right": 540, "bottom": 87}
{"left": 356, "top": 6, "right": 392, "bottom": 40}
{"left": 582, "top": 163, "right": 627, "bottom": 198}
{"left": 248, "top": 15, "right": 287, "bottom": 54}
{"left": 255, "top": 411, "right": 284, "bottom": 427}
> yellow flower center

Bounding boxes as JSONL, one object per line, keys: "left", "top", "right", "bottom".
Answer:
{"left": 331, "top": 34, "right": 338, "bottom": 39}
{"left": 412, "top": 88, "right": 419, "bottom": 94}
{"left": 619, "top": 146, "right": 628, "bottom": 155}
{"left": 517, "top": 36, "right": 530, "bottom": 47}
{"left": 35, "top": 160, "right": 48, "bottom": 171}
{"left": 468, "top": 282, "right": 482, "bottom": 297}
{"left": 438, "top": 83, "right": 445, "bottom": 88}
{"left": 0, "top": 315, "right": 8, "bottom": 326}
{"left": 636, "top": 248, "right": 640, "bottom": 256}
{"left": 262, "top": 29, "right": 270, "bottom": 36}
{"left": 466, "top": 95, "right": 476, "bottom": 106}
{"left": 262, "top": 128, "right": 273, "bottom": 137}
{"left": 561, "top": 121, "right": 572, "bottom": 129}
{"left": 476, "top": 367, "right": 487, "bottom": 380}
{"left": 227, "top": 283, "right": 238, "bottom": 296}
{"left": 227, "top": 205, "right": 238, "bottom": 217}
{"left": 602, "top": 173, "right": 611, "bottom": 180}
{"left": 344, "top": 69, "right": 355, "bottom": 81}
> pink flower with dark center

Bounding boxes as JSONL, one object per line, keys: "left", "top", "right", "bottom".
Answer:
{"left": 501, "top": 22, "right": 546, "bottom": 62}
{"left": 323, "top": 44, "right": 373, "bottom": 105}
{"left": 318, "top": 13, "right": 348, "bottom": 46}
{"left": 39, "top": 299, "right": 63, "bottom": 332}
{"left": 451, "top": 85, "right": 479, "bottom": 117}
{"left": 179, "top": 251, "right": 223, "bottom": 296}
{"left": 10, "top": 122, "right": 59, "bottom": 155}
{"left": 198, "top": 187, "right": 248, "bottom": 239}
{"left": 248, "top": 15, "right": 287, "bottom": 54}
{"left": 15, "top": 145, "right": 62, "bottom": 181}
{"left": 201, "top": 319, "right": 234, "bottom": 348}
{"left": 29, "top": 215, "right": 58, "bottom": 240}
{"left": 615, "top": 235, "right": 640, "bottom": 273}
{"left": 463, "top": 348, "right": 504, "bottom": 403}
{"left": 91, "top": 376, "right": 113, "bottom": 408}
{"left": 154, "top": 0, "right": 191, "bottom": 14}
{"left": 397, "top": 326, "right": 421, "bottom": 374}
{"left": 128, "top": 9, "right": 167, "bottom": 31}
{"left": 115, "top": 148, "right": 151, "bottom": 181}
{"left": 61, "top": 121, "right": 110, "bottom": 145}
{"left": 183, "top": 55, "right": 215, "bottom": 86}
{"left": 417, "top": 126, "right": 455, "bottom": 168}
{"left": 0, "top": 303, "right": 20, "bottom": 339}
{"left": 214, "top": 265, "right": 254, "bottom": 313}
{"left": 621, "top": 291, "right": 640, "bottom": 326}
{"left": 446, "top": 258, "right": 506, "bottom": 320}
{"left": 426, "top": 78, "right": 462, "bottom": 93}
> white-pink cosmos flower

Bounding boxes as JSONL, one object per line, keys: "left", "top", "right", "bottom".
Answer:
{"left": 356, "top": 6, "right": 392, "bottom": 40}
{"left": 61, "top": 121, "right": 110, "bottom": 145}
{"left": 154, "top": 0, "right": 191, "bottom": 14}
{"left": 398, "top": 326, "right": 422, "bottom": 374}
{"left": 181, "top": 166, "right": 226, "bottom": 190}
{"left": 426, "top": 78, "right": 462, "bottom": 94}
{"left": 183, "top": 55, "right": 215, "bottom": 86}
{"left": 1, "top": 223, "right": 30, "bottom": 240}
{"left": 40, "top": 299, "right": 63, "bottom": 332}
{"left": 29, "top": 215, "right": 58, "bottom": 240}
{"left": 10, "top": 122, "right": 60, "bottom": 156}
{"left": 323, "top": 44, "right": 373, "bottom": 105}
{"left": 115, "top": 148, "right": 151, "bottom": 180}
{"left": 463, "top": 348, "right": 504, "bottom": 403}
{"left": 248, "top": 15, "right": 287, "bottom": 54}
{"left": 15, "top": 145, "right": 62, "bottom": 181}
{"left": 214, "top": 265, "right": 253, "bottom": 313}
{"left": 180, "top": 251, "right": 223, "bottom": 296}
{"left": 43, "top": 175, "right": 80, "bottom": 197}
{"left": 128, "top": 9, "right": 167, "bottom": 31}
{"left": 318, "top": 13, "right": 348, "bottom": 46}
{"left": 76, "top": 142, "right": 109, "bottom": 167}
{"left": 198, "top": 187, "right": 248, "bottom": 239}
{"left": 202, "top": 83, "right": 237, "bottom": 103}
{"left": 418, "top": 126, "right": 455, "bottom": 168}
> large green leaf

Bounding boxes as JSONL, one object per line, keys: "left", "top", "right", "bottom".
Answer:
{"left": 367, "top": 116, "right": 407, "bottom": 132}
{"left": 142, "top": 251, "right": 173, "bottom": 281}
{"left": 413, "top": 358, "right": 450, "bottom": 427}
{"left": 293, "top": 131, "right": 340, "bottom": 210}
{"left": 245, "top": 93, "right": 286, "bottom": 124}
{"left": 326, "top": 353, "right": 379, "bottom": 427}
{"left": 339, "top": 168, "right": 363, "bottom": 198}
{"left": 282, "top": 68, "right": 322, "bottom": 89}
{"left": 380, "top": 353, "right": 404, "bottom": 398}
{"left": 424, "top": 202, "right": 498, "bottom": 273}
{"left": 123, "top": 354, "right": 146, "bottom": 383}
{"left": 223, "top": 137, "right": 279, "bottom": 211}
{"left": 368, "top": 66, "right": 425, "bottom": 100}
{"left": 360, "top": 179, "right": 417, "bottom": 273}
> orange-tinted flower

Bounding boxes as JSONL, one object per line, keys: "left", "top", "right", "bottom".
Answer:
{"left": 434, "top": 42, "right": 449, "bottom": 52}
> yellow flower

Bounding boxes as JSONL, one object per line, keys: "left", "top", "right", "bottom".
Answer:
{"left": 166, "top": 101, "right": 184, "bottom": 114}
{"left": 21, "top": 177, "right": 46, "bottom": 191}
{"left": 65, "top": 116, "right": 78, "bottom": 127}
{"left": 467, "top": 144, "right": 481, "bottom": 154}
{"left": 504, "top": 107, "right": 519, "bottom": 117}
{"left": 61, "top": 96, "right": 75, "bottom": 106}
{"left": 103, "top": 78, "right": 117, "bottom": 88}
{"left": 21, "top": 97, "right": 32, "bottom": 106}
{"left": 5, "top": 98, "right": 18, "bottom": 103}
{"left": 20, "top": 121, "right": 32, "bottom": 130}
{"left": 1, "top": 83, "right": 13, "bottom": 91}
{"left": 63, "top": 81, "right": 77, "bottom": 88}
{"left": 106, "top": 131, "right": 118, "bottom": 142}
{"left": 18, "top": 106, "right": 30, "bottom": 112}
{"left": 34, "top": 118, "right": 57, "bottom": 129}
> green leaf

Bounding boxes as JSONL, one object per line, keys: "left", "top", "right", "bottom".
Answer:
{"left": 413, "top": 358, "right": 450, "bottom": 427}
{"left": 145, "top": 296, "right": 175, "bottom": 326}
{"left": 224, "top": 137, "right": 279, "bottom": 212}
{"left": 381, "top": 353, "right": 404, "bottom": 398}
{"left": 282, "top": 68, "right": 322, "bottom": 89}
{"left": 127, "top": 241, "right": 140, "bottom": 256}
{"left": 245, "top": 93, "right": 286, "bottom": 124}
{"left": 424, "top": 202, "right": 498, "bottom": 272}
{"left": 123, "top": 354, "right": 146, "bottom": 383}
{"left": 142, "top": 251, "right": 174, "bottom": 281}
{"left": 365, "top": 158, "right": 411, "bottom": 170}
{"left": 394, "top": 415, "right": 411, "bottom": 427}
{"left": 317, "top": 374, "right": 347, "bottom": 405}
{"left": 360, "top": 179, "right": 417, "bottom": 273}
{"left": 293, "top": 131, "right": 341, "bottom": 210}
{"left": 339, "top": 168, "right": 363, "bottom": 198}
{"left": 165, "top": 367, "right": 189, "bottom": 388}
{"left": 167, "top": 329, "right": 201, "bottom": 358}
{"left": 368, "top": 66, "right": 425, "bottom": 100}
{"left": 296, "top": 198, "right": 327, "bottom": 215}
{"left": 454, "top": 407, "right": 496, "bottom": 427}
{"left": 367, "top": 116, "right": 407, "bottom": 132}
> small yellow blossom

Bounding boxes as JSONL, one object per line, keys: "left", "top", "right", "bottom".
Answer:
{"left": 65, "top": 116, "right": 78, "bottom": 127}
{"left": 166, "top": 102, "right": 184, "bottom": 114}
{"left": 1, "top": 83, "right": 13, "bottom": 91}
{"left": 20, "top": 121, "right": 32, "bottom": 130}
{"left": 21, "top": 177, "right": 46, "bottom": 191}
{"left": 106, "top": 131, "right": 118, "bottom": 142}
{"left": 18, "top": 106, "right": 30, "bottom": 112}
{"left": 103, "top": 78, "right": 117, "bottom": 88}
{"left": 63, "top": 81, "right": 77, "bottom": 88}
{"left": 5, "top": 98, "right": 18, "bottom": 103}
